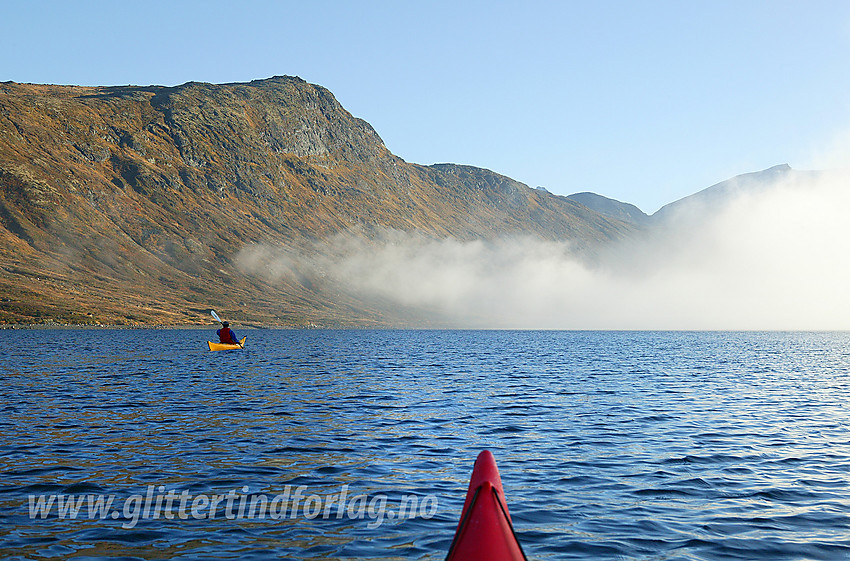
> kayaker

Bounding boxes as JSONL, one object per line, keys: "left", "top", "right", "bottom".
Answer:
{"left": 217, "top": 321, "right": 239, "bottom": 345}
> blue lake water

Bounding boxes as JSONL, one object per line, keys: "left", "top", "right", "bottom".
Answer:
{"left": 1, "top": 329, "right": 849, "bottom": 560}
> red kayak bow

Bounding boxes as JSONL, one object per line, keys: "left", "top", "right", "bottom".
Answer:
{"left": 446, "top": 450, "right": 528, "bottom": 561}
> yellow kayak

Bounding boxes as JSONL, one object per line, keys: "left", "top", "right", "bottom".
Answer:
{"left": 207, "top": 337, "right": 247, "bottom": 351}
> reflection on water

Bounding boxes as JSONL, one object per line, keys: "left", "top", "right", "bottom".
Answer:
{"left": 1, "top": 329, "right": 850, "bottom": 559}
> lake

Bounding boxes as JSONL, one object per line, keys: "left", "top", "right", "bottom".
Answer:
{"left": 1, "top": 329, "right": 849, "bottom": 560}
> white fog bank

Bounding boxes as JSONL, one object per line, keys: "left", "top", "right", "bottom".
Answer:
{"left": 238, "top": 169, "right": 850, "bottom": 330}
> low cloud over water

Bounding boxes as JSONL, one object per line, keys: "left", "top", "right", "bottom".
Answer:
{"left": 238, "top": 169, "right": 850, "bottom": 330}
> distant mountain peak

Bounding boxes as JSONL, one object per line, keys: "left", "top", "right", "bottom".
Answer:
{"left": 652, "top": 163, "right": 797, "bottom": 221}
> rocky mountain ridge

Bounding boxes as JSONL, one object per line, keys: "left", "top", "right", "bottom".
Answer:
{"left": 0, "top": 76, "right": 633, "bottom": 326}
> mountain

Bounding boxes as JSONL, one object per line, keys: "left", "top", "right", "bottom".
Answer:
{"left": 567, "top": 192, "right": 650, "bottom": 226}
{"left": 651, "top": 164, "right": 810, "bottom": 223}
{"left": 568, "top": 165, "right": 811, "bottom": 228}
{"left": 0, "top": 77, "right": 634, "bottom": 326}
{"left": 567, "top": 164, "right": 821, "bottom": 234}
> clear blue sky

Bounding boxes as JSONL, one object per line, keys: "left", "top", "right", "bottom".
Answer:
{"left": 3, "top": 0, "right": 850, "bottom": 212}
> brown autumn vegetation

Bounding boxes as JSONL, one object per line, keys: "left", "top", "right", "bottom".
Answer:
{"left": 0, "top": 77, "right": 633, "bottom": 326}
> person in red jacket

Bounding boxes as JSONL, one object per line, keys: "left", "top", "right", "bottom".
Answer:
{"left": 217, "top": 321, "right": 239, "bottom": 344}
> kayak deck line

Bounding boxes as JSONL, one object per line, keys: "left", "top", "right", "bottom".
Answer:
{"left": 207, "top": 336, "right": 247, "bottom": 351}
{"left": 446, "top": 450, "right": 528, "bottom": 561}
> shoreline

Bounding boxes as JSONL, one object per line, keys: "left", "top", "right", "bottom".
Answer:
{"left": 0, "top": 322, "right": 378, "bottom": 330}
{"left": 1, "top": 323, "right": 847, "bottom": 333}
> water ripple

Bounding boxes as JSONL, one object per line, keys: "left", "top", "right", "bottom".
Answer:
{"left": 1, "top": 330, "right": 849, "bottom": 559}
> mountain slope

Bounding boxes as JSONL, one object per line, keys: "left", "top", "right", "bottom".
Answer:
{"left": 567, "top": 191, "right": 650, "bottom": 226}
{"left": 0, "top": 77, "right": 634, "bottom": 326}
{"left": 651, "top": 164, "right": 811, "bottom": 222}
